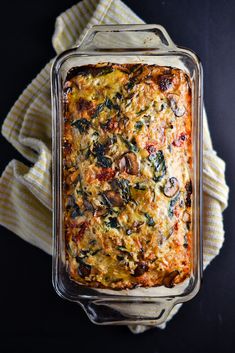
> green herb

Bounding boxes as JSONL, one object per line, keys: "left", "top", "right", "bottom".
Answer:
{"left": 71, "top": 205, "right": 83, "bottom": 219}
{"left": 145, "top": 213, "right": 155, "bottom": 227}
{"left": 112, "top": 103, "right": 120, "bottom": 110}
{"left": 89, "top": 239, "right": 97, "bottom": 245}
{"left": 71, "top": 118, "right": 91, "bottom": 133}
{"left": 104, "top": 97, "right": 120, "bottom": 111}
{"left": 92, "top": 142, "right": 112, "bottom": 168}
{"left": 134, "top": 182, "right": 146, "bottom": 190}
{"left": 148, "top": 150, "right": 166, "bottom": 182}
{"left": 136, "top": 107, "right": 149, "bottom": 116}
{"left": 125, "top": 100, "right": 132, "bottom": 108}
{"left": 185, "top": 180, "right": 192, "bottom": 207}
{"left": 117, "top": 254, "right": 125, "bottom": 261}
{"left": 92, "top": 103, "right": 104, "bottom": 118}
{"left": 125, "top": 80, "right": 135, "bottom": 91}
{"left": 100, "top": 119, "right": 111, "bottom": 131}
{"left": 116, "top": 246, "right": 128, "bottom": 252}
{"left": 80, "top": 249, "right": 90, "bottom": 257}
{"left": 161, "top": 102, "right": 168, "bottom": 111}
{"left": 105, "top": 97, "right": 113, "bottom": 109}
{"left": 168, "top": 193, "right": 180, "bottom": 218}
{"left": 122, "top": 137, "right": 138, "bottom": 152}
{"left": 111, "top": 278, "right": 123, "bottom": 283}
{"left": 135, "top": 121, "right": 144, "bottom": 130}
{"left": 92, "top": 142, "right": 106, "bottom": 157}
{"left": 84, "top": 148, "right": 91, "bottom": 159}
{"left": 92, "top": 131, "right": 99, "bottom": 137}
{"left": 97, "top": 155, "right": 112, "bottom": 168}
{"left": 143, "top": 115, "right": 151, "bottom": 128}
{"left": 115, "top": 92, "right": 123, "bottom": 100}
{"left": 91, "top": 249, "right": 102, "bottom": 256}
{"left": 111, "top": 178, "right": 130, "bottom": 203}
{"left": 183, "top": 234, "right": 188, "bottom": 248}
{"left": 106, "top": 217, "right": 120, "bottom": 228}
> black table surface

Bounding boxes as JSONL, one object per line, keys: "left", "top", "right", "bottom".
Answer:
{"left": 0, "top": 1, "right": 234, "bottom": 352}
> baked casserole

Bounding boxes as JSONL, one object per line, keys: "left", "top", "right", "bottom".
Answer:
{"left": 63, "top": 63, "right": 192, "bottom": 290}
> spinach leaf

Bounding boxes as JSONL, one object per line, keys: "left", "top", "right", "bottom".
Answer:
{"left": 125, "top": 80, "right": 135, "bottom": 91}
{"left": 122, "top": 136, "right": 139, "bottom": 152}
{"left": 136, "top": 107, "right": 149, "bottom": 116}
{"left": 111, "top": 178, "right": 130, "bottom": 203}
{"left": 148, "top": 150, "right": 166, "bottom": 182}
{"left": 145, "top": 213, "right": 155, "bottom": 226}
{"left": 105, "top": 97, "right": 119, "bottom": 110}
{"left": 106, "top": 217, "right": 120, "bottom": 228}
{"left": 97, "top": 155, "right": 112, "bottom": 168}
{"left": 116, "top": 246, "right": 129, "bottom": 252}
{"left": 134, "top": 182, "right": 146, "bottom": 190}
{"left": 71, "top": 118, "right": 91, "bottom": 133}
{"left": 105, "top": 97, "right": 113, "bottom": 109}
{"left": 115, "top": 92, "right": 123, "bottom": 100}
{"left": 92, "top": 142, "right": 106, "bottom": 157}
{"left": 92, "top": 103, "right": 104, "bottom": 118}
{"left": 135, "top": 121, "right": 144, "bottom": 130}
{"left": 168, "top": 193, "right": 180, "bottom": 218}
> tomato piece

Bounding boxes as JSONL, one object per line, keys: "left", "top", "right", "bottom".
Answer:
{"left": 97, "top": 168, "right": 116, "bottom": 181}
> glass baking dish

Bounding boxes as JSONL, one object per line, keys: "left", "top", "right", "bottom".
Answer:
{"left": 51, "top": 24, "right": 203, "bottom": 326}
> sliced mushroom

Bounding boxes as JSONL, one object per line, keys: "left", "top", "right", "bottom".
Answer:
{"left": 157, "top": 74, "right": 173, "bottom": 91}
{"left": 133, "top": 262, "right": 149, "bottom": 277}
{"left": 163, "top": 270, "right": 179, "bottom": 288}
{"left": 118, "top": 152, "right": 139, "bottom": 175}
{"left": 102, "top": 190, "right": 124, "bottom": 207}
{"left": 63, "top": 80, "right": 73, "bottom": 94}
{"left": 168, "top": 94, "right": 185, "bottom": 117}
{"left": 118, "top": 156, "right": 127, "bottom": 172}
{"left": 163, "top": 177, "right": 179, "bottom": 198}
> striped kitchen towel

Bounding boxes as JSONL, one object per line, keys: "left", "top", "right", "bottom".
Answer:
{"left": 0, "top": 0, "right": 229, "bottom": 334}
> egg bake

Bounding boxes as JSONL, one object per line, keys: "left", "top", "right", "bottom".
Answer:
{"left": 63, "top": 63, "right": 192, "bottom": 290}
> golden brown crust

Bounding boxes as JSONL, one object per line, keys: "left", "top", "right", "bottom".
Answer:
{"left": 63, "top": 63, "right": 192, "bottom": 290}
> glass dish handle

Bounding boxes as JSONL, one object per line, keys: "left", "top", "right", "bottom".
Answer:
{"left": 77, "top": 297, "right": 178, "bottom": 326}
{"left": 77, "top": 24, "right": 177, "bottom": 51}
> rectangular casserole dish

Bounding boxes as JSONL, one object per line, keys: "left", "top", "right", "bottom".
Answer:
{"left": 51, "top": 24, "right": 203, "bottom": 326}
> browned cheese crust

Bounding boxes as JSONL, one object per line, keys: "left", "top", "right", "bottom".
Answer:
{"left": 63, "top": 63, "right": 192, "bottom": 290}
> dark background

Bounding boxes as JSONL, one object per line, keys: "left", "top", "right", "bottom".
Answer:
{"left": 0, "top": 1, "right": 234, "bottom": 352}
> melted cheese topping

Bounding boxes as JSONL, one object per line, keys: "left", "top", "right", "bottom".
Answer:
{"left": 63, "top": 63, "right": 192, "bottom": 290}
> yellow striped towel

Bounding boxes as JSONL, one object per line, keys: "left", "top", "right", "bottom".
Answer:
{"left": 0, "top": 0, "right": 229, "bottom": 334}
